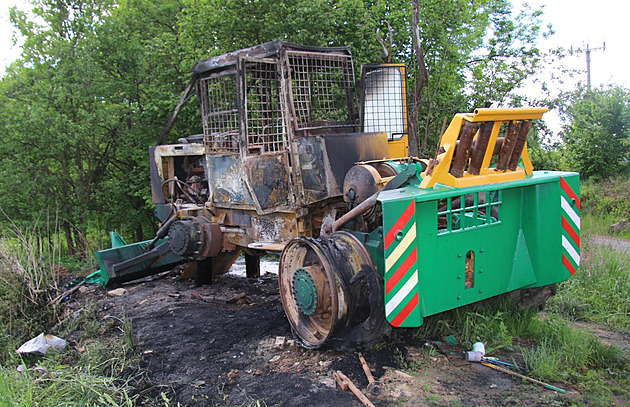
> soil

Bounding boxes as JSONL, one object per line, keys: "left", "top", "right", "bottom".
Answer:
{"left": 592, "top": 234, "right": 630, "bottom": 255}
{"left": 76, "top": 257, "right": 613, "bottom": 407}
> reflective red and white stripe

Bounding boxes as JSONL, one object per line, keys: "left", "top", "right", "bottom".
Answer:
{"left": 560, "top": 177, "right": 580, "bottom": 275}
{"left": 384, "top": 200, "right": 418, "bottom": 326}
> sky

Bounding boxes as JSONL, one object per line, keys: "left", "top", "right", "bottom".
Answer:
{"left": 0, "top": 0, "right": 627, "bottom": 128}
{"left": 513, "top": 0, "right": 628, "bottom": 89}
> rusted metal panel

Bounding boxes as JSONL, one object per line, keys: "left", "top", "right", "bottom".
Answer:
{"left": 323, "top": 132, "right": 389, "bottom": 196}
{"left": 205, "top": 154, "right": 255, "bottom": 207}
{"left": 249, "top": 212, "right": 298, "bottom": 243}
{"left": 244, "top": 153, "right": 292, "bottom": 213}
{"left": 296, "top": 137, "right": 328, "bottom": 203}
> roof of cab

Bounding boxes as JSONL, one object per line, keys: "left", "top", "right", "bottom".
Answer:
{"left": 192, "top": 40, "right": 352, "bottom": 76}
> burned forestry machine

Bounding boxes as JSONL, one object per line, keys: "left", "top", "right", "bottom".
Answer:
{"left": 89, "top": 41, "right": 581, "bottom": 349}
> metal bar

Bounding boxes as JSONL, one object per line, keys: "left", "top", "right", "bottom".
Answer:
{"left": 111, "top": 241, "right": 171, "bottom": 273}
{"left": 450, "top": 121, "right": 477, "bottom": 177}
{"left": 507, "top": 120, "right": 532, "bottom": 170}
{"left": 468, "top": 121, "right": 494, "bottom": 175}
{"left": 324, "top": 164, "right": 416, "bottom": 235}
{"left": 481, "top": 363, "right": 566, "bottom": 393}
{"left": 333, "top": 371, "right": 376, "bottom": 407}
{"left": 468, "top": 107, "right": 548, "bottom": 122}
{"left": 497, "top": 120, "right": 521, "bottom": 170}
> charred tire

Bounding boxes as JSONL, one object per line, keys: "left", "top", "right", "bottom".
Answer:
{"left": 279, "top": 232, "right": 390, "bottom": 350}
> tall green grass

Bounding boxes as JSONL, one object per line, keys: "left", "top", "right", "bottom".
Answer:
{"left": 549, "top": 239, "right": 630, "bottom": 332}
{"left": 0, "top": 225, "right": 145, "bottom": 406}
{"left": 413, "top": 297, "right": 542, "bottom": 352}
{"left": 581, "top": 178, "right": 630, "bottom": 239}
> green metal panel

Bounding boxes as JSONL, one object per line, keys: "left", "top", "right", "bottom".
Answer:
{"left": 88, "top": 235, "right": 183, "bottom": 286}
{"left": 378, "top": 170, "right": 580, "bottom": 327}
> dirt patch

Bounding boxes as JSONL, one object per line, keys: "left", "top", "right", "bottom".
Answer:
{"left": 78, "top": 270, "right": 606, "bottom": 406}
{"left": 568, "top": 320, "right": 630, "bottom": 354}
{"left": 592, "top": 234, "right": 630, "bottom": 255}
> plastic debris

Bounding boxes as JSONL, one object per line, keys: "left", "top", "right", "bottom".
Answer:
{"left": 445, "top": 335, "right": 459, "bottom": 345}
{"left": 466, "top": 341, "right": 486, "bottom": 362}
{"left": 472, "top": 342, "right": 485, "bottom": 355}
{"left": 466, "top": 351, "right": 483, "bottom": 362}
{"left": 16, "top": 333, "right": 67, "bottom": 355}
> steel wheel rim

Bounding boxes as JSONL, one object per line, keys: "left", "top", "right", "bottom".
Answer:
{"left": 279, "top": 237, "right": 344, "bottom": 348}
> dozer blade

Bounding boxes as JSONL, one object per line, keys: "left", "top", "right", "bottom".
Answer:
{"left": 86, "top": 232, "right": 183, "bottom": 286}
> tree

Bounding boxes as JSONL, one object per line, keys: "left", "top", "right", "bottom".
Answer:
{"left": 0, "top": 0, "right": 555, "bottom": 256}
{"left": 560, "top": 85, "right": 630, "bottom": 179}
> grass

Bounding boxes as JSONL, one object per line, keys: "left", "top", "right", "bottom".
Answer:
{"left": 581, "top": 178, "right": 630, "bottom": 239}
{"left": 548, "top": 239, "right": 630, "bottom": 332}
{"left": 583, "top": 211, "right": 630, "bottom": 240}
{"left": 0, "top": 225, "right": 154, "bottom": 407}
{"left": 412, "top": 297, "right": 542, "bottom": 353}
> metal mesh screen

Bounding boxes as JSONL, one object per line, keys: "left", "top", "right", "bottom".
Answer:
{"left": 244, "top": 60, "right": 286, "bottom": 154}
{"left": 437, "top": 190, "right": 502, "bottom": 234}
{"left": 287, "top": 51, "right": 356, "bottom": 128}
{"left": 362, "top": 66, "right": 407, "bottom": 140}
{"left": 199, "top": 74, "right": 239, "bottom": 153}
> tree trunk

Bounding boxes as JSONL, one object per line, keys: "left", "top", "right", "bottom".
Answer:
{"left": 136, "top": 222, "right": 144, "bottom": 242}
{"left": 409, "top": 0, "right": 429, "bottom": 157}
{"left": 62, "top": 221, "right": 76, "bottom": 257}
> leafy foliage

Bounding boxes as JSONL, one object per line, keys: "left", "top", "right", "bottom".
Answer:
{"left": 0, "top": 0, "right": 553, "bottom": 252}
{"left": 560, "top": 85, "right": 630, "bottom": 179}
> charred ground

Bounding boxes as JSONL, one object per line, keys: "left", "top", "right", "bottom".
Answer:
{"left": 81, "top": 265, "right": 630, "bottom": 407}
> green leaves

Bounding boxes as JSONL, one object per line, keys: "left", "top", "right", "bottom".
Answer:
{"left": 0, "top": 0, "right": 556, "bottom": 251}
{"left": 560, "top": 85, "right": 630, "bottom": 179}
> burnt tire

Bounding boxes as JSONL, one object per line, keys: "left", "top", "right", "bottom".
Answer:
{"left": 279, "top": 232, "right": 390, "bottom": 350}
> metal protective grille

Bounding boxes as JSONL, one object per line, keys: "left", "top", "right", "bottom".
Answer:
{"left": 438, "top": 190, "right": 502, "bottom": 234}
{"left": 362, "top": 66, "right": 407, "bottom": 140}
{"left": 199, "top": 74, "right": 239, "bottom": 153}
{"left": 287, "top": 51, "right": 356, "bottom": 127}
{"left": 244, "top": 60, "right": 286, "bottom": 154}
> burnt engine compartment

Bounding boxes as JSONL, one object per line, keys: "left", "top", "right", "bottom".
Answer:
{"left": 160, "top": 154, "right": 208, "bottom": 205}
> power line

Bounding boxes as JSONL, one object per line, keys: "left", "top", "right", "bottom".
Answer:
{"left": 571, "top": 42, "right": 606, "bottom": 90}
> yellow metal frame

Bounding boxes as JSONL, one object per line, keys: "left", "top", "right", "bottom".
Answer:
{"left": 419, "top": 107, "right": 548, "bottom": 189}
{"left": 387, "top": 134, "right": 409, "bottom": 158}
{"left": 362, "top": 63, "right": 410, "bottom": 159}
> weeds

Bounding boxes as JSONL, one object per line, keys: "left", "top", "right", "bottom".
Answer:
{"left": 0, "top": 224, "right": 145, "bottom": 407}
{"left": 414, "top": 297, "right": 541, "bottom": 352}
{"left": 0, "top": 225, "right": 61, "bottom": 341}
{"left": 581, "top": 178, "right": 630, "bottom": 239}
{"left": 549, "top": 239, "right": 630, "bottom": 332}
{"left": 523, "top": 317, "right": 627, "bottom": 380}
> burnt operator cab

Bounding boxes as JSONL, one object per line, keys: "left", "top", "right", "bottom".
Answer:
{"left": 150, "top": 41, "right": 411, "bottom": 275}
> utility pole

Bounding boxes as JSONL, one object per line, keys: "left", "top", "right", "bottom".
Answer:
{"left": 573, "top": 42, "right": 606, "bottom": 90}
